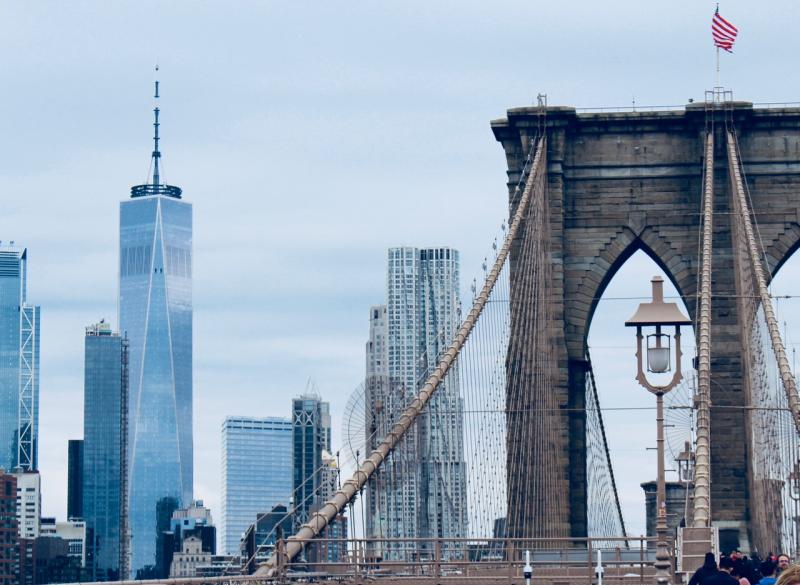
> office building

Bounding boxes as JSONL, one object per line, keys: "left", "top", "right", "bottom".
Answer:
{"left": 170, "top": 500, "right": 214, "bottom": 549}
{"left": 220, "top": 417, "right": 292, "bottom": 555}
{"left": 292, "top": 393, "right": 331, "bottom": 528}
{"left": 40, "top": 518, "right": 88, "bottom": 567}
{"left": 83, "top": 321, "right": 129, "bottom": 580}
{"left": 0, "top": 470, "right": 17, "bottom": 585}
{"left": 0, "top": 245, "right": 40, "bottom": 472}
{"left": 120, "top": 79, "right": 193, "bottom": 577}
{"left": 240, "top": 505, "right": 293, "bottom": 573}
{"left": 67, "top": 440, "right": 84, "bottom": 520}
{"left": 366, "top": 247, "right": 468, "bottom": 551}
{"left": 13, "top": 470, "right": 40, "bottom": 540}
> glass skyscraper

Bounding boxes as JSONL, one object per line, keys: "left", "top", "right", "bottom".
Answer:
{"left": 0, "top": 245, "right": 40, "bottom": 472}
{"left": 120, "top": 80, "right": 193, "bottom": 577}
{"left": 220, "top": 417, "right": 292, "bottom": 555}
{"left": 83, "top": 321, "right": 129, "bottom": 580}
{"left": 366, "top": 246, "right": 468, "bottom": 551}
{"left": 292, "top": 393, "right": 331, "bottom": 528}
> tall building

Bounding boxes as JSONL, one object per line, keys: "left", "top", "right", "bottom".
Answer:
{"left": 307, "top": 452, "right": 347, "bottom": 564}
{"left": 67, "top": 440, "right": 84, "bottom": 520}
{"left": 120, "top": 78, "right": 193, "bottom": 577}
{"left": 0, "top": 245, "right": 40, "bottom": 472}
{"left": 366, "top": 305, "right": 387, "bottom": 377}
{"left": 0, "top": 470, "right": 17, "bottom": 585}
{"left": 366, "top": 247, "right": 468, "bottom": 552}
{"left": 13, "top": 470, "right": 40, "bottom": 540}
{"left": 220, "top": 417, "right": 292, "bottom": 555}
{"left": 82, "top": 321, "right": 129, "bottom": 580}
{"left": 292, "top": 393, "right": 331, "bottom": 528}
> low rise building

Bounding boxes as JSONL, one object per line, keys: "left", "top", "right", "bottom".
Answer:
{"left": 169, "top": 536, "right": 211, "bottom": 578}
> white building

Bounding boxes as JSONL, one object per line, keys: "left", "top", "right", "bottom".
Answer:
{"left": 40, "top": 517, "right": 87, "bottom": 567}
{"left": 366, "top": 247, "right": 468, "bottom": 554}
{"left": 13, "top": 469, "right": 40, "bottom": 539}
{"left": 170, "top": 535, "right": 211, "bottom": 578}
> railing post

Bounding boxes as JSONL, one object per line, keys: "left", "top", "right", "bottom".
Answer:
{"left": 354, "top": 539, "right": 362, "bottom": 585}
{"left": 588, "top": 538, "right": 594, "bottom": 585}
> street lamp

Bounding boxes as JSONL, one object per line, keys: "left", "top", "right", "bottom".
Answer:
{"left": 626, "top": 276, "right": 691, "bottom": 585}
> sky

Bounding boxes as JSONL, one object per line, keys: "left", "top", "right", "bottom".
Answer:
{"left": 2, "top": 0, "right": 800, "bottom": 541}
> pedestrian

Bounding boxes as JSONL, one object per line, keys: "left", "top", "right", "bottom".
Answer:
{"left": 776, "top": 564, "right": 800, "bottom": 585}
{"left": 761, "top": 560, "right": 778, "bottom": 585}
{"left": 690, "top": 552, "right": 719, "bottom": 585}
{"left": 703, "top": 557, "right": 739, "bottom": 585}
{"left": 778, "top": 555, "right": 792, "bottom": 576}
{"left": 732, "top": 565, "right": 751, "bottom": 585}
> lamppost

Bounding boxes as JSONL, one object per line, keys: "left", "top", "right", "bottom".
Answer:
{"left": 626, "top": 276, "right": 691, "bottom": 585}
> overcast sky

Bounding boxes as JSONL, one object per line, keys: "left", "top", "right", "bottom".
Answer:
{"left": 3, "top": 0, "right": 800, "bottom": 540}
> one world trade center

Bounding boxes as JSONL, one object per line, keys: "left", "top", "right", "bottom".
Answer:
{"left": 119, "top": 75, "right": 193, "bottom": 577}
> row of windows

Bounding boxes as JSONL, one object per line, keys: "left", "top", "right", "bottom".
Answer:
{"left": 120, "top": 245, "right": 192, "bottom": 278}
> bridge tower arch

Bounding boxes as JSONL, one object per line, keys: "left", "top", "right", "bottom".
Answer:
{"left": 494, "top": 103, "right": 800, "bottom": 552}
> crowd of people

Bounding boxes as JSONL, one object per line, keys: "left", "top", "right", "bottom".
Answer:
{"left": 689, "top": 552, "right": 797, "bottom": 585}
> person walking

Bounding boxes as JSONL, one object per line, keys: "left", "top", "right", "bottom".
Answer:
{"left": 761, "top": 560, "right": 778, "bottom": 585}
{"left": 776, "top": 564, "right": 800, "bottom": 585}
{"left": 778, "top": 555, "right": 792, "bottom": 576}
{"left": 704, "top": 557, "right": 740, "bottom": 585}
{"left": 690, "top": 553, "right": 719, "bottom": 585}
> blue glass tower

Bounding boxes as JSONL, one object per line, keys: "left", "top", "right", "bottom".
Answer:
{"left": 0, "top": 245, "right": 40, "bottom": 472}
{"left": 220, "top": 417, "right": 292, "bottom": 555}
{"left": 83, "top": 321, "right": 128, "bottom": 580}
{"left": 120, "top": 76, "right": 193, "bottom": 578}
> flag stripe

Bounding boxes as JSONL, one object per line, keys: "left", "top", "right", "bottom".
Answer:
{"left": 711, "top": 10, "right": 738, "bottom": 52}
{"left": 713, "top": 14, "right": 738, "bottom": 35}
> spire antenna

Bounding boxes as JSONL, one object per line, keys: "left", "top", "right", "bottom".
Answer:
{"left": 130, "top": 64, "right": 182, "bottom": 199}
{"left": 152, "top": 65, "right": 161, "bottom": 187}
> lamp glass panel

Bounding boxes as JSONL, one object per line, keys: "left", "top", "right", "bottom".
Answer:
{"left": 647, "top": 347, "right": 671, "bottom": 373}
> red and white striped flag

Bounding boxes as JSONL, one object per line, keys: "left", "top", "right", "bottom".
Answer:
{"left": 712, "top": 8, "right": 738, "bottom": 53}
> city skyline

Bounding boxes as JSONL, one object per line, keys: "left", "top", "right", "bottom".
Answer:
{"left": 4, "top": 0, "right": 800, "bottom": 543}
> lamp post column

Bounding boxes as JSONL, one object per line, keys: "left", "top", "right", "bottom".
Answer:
{"left": 654, "top": 391, "right": 672, "bottom": 585}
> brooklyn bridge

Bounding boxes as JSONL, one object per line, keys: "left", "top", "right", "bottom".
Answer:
{"left": 82, "top": 92, "right": 800, "bottom": 584}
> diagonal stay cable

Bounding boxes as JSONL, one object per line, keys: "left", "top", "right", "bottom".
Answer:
{"left": 727, "top": 130, "right": 800, "bottom": 432}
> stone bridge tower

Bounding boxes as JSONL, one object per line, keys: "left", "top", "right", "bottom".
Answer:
{"left": 492, "top": 102, "right": 800, "bottom": 551}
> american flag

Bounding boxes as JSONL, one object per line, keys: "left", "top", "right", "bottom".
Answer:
{"left": 712, "top": 8, "right": 738, "bottom": 53}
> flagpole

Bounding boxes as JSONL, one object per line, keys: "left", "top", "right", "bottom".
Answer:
{"left": 715, "top": 3, "right": 720, "bottom": 93}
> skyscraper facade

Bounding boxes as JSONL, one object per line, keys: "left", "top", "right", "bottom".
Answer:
{"left": 83, "top": 321, "right": 129, "bottom": 580}
{"left": 0, "top": 470, "right": 17, "bottom": 585}
{"left": 220, "top": 417, "right": 292, "bottom": 555}
{"left": 120, "top": 80, "right": 193, "bottom": 577}
{"left": 366, "top": 247, "right": 468, "bottom": 550}
{"left": 0, "top": 245, "right": 40, "bottom": 472}
{"left": 292, "top": 394, "right": 331, "bottom": 528}
{"left": 67, "top": 439, "right": 84, "bottom": 520}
